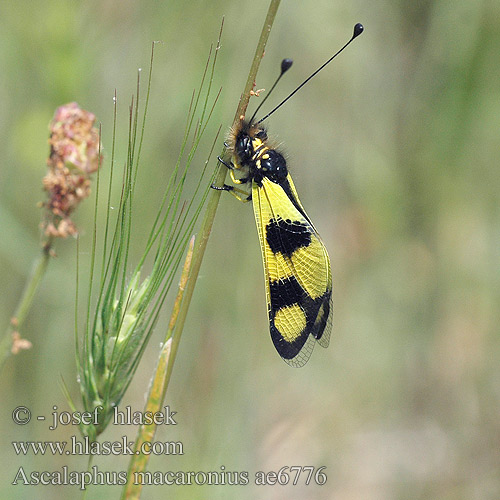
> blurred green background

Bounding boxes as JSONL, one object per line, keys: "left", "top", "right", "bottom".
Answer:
{"left": 1, "top": 0, "right": 499, "bottom": 499}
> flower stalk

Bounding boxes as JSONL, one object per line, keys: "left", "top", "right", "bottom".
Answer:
{"left": 1, "top": 104, "right": 101, "bottom": 372}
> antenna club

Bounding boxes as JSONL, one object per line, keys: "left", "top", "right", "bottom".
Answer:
{"left": 281, "top": 58, "right": 293, "bottom": 74}
{"left": 256, "top": 23, "right": 364, "bottom": 124}
{"left": 353, "top": 23, "right": 364, "bottom": 38}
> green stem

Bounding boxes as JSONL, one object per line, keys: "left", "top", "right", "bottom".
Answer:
{"left": 121, "top": 236, "right": 194, "bottom": 500}
{"left": 177, "top": 0, "right": 282, "bottom": 350}
{"left": 121, "top": 1, "right": 281, "bottom": 498}
{"left": 80, "top": 455, "right": 94, "bottom": 500}
{"left": 0, "top": 236, "right": 54, "bottom": 372}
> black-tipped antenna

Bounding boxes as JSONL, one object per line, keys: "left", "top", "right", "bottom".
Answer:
{"left": 257, "top": 23, "right": 364, "bottom": 124}
{"left": 248, "top": 58, "right": 293, "bottom": 125}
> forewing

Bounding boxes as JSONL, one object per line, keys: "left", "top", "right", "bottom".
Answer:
{"left": 252, "top": 175, "right": 333, "bottom": 367}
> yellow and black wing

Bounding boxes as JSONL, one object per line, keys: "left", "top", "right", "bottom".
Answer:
{"left": 252, "top": 174, "right": 333, "bottom": 367}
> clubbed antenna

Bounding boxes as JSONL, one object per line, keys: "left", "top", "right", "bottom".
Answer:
{"left": 248, "top": 58, "right": 293, "bottom": 125}
{"left": 257, "top": 23, "right": 364, "bottom": 123}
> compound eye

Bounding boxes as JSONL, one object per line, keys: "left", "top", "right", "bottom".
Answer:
{"left": 236, "top": 135, "right": 253, "bottom": 161}
{"left": 241, "top": 136, "right": 253, "bottom": 156}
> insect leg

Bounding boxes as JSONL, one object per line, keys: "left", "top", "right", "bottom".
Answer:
{"left": 217, "top": 154, "right": 249, "bottom": 184}
{"left": 211, "top": 183, "right": 252, "bottom": 202}
{"left": 230, "top": 170, "right": 250, "bottom": 185}
{"left": 217, "top": 155, "right": 235, "bottom": 170}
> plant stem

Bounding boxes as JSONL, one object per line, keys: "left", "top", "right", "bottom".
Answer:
{"left": 0, "top": 236, "right": 54, "bottom": 372}
{"left": 174, "top": 0, "right": 283, "bottom": 362}
{"left": 121, "top": 1, "right": 282, "bottom": 497}
{"left": 121, "top": 236, "right": 194, "bottom": 499}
